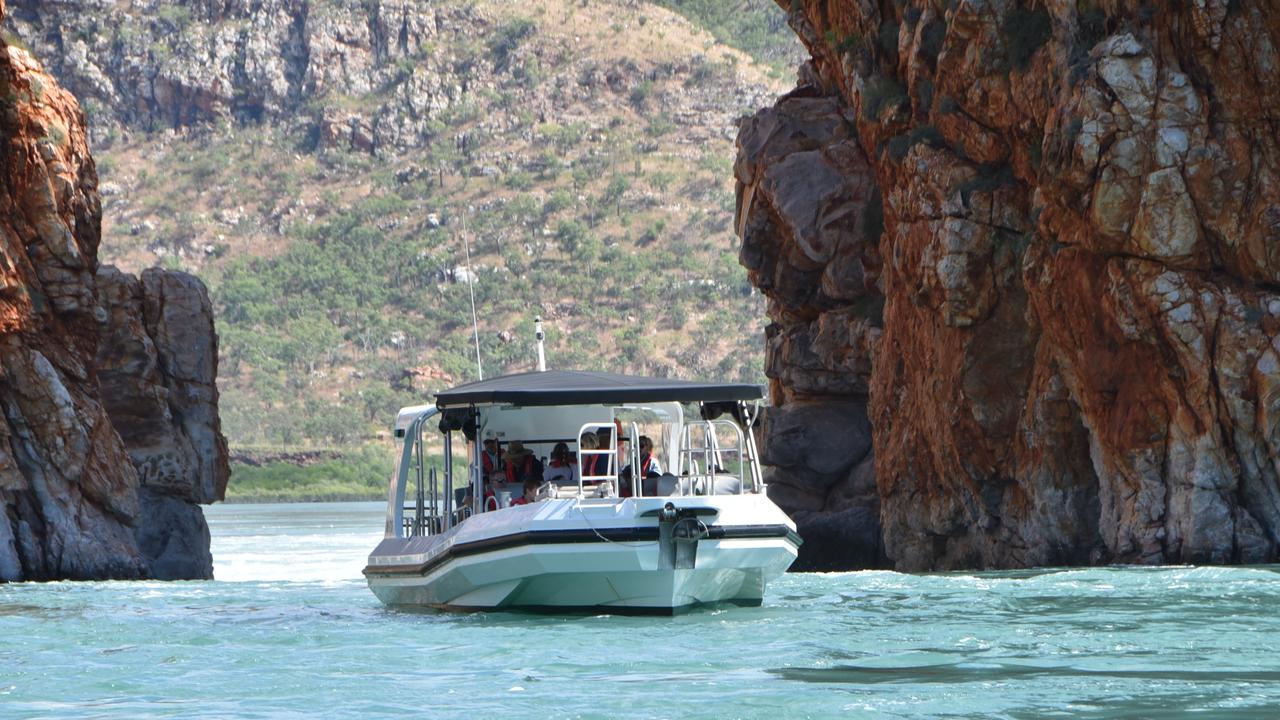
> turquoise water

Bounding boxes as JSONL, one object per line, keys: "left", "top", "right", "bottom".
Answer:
{"left": 4, "top": 502, "right": 1280, "bottom": 718}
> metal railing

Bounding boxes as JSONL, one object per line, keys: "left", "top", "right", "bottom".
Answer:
{"left": 576, "top": 422, "right": 619, "bottom": 497}
{"left": 388, "top": 407, "right": 460, "bottom": 539}
{"left": 740, "top": 401, "right": 764, "bottom": 494}
{"left": 678, "top": 418, "right": 748, "bottom": 496}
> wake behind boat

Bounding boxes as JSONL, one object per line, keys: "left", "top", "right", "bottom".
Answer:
{"left": 364, "top": 328, "right": 800, "bottom": 614}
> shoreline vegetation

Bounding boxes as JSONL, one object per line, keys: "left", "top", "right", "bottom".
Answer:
{"left": 225, "top": 446, "right": 446, "bottom": 504}
{"left": 225, "top": 446, "right": 391, "bottom": 504}
{"left": 222, "top": 492, "right": 384, "bottom": 504}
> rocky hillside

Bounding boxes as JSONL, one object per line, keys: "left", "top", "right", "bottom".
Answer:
{"left": 0, "top": 0, "right": 227, "bottom": 582}
{"left": 739, "top": 0, "right": 1280, "bottom": 570}
{"left": 6, "top": 0, "right": 799, "bottom": 452}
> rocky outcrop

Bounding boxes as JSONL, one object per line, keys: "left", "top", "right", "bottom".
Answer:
{"left": 0, "top": 1, "right": 226, "bottom": 582}
{"left": 96, "top": 267, "right": 228, "bottom": 579}
{"left": 739, "top": 1, "right": 1280, "bottom": 570}
{"left": 6, "top": 0, "right": 484, "bottom": 154}
{"left": 736, "top": 85, "right": 887, "bottom": 570}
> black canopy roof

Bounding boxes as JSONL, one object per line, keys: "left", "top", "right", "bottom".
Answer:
{"left": 434, "top": 370, "right": 763, "bottom": 408}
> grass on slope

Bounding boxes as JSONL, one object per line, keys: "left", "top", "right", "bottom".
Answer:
{"left": 647, "top": 0, "right": 805, "bottom": 75}
{"left": 90, "top": 0, "right": 790, "bottom": 459}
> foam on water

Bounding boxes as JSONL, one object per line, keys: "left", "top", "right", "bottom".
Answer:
{"left": 3, "top": 502, "right": 1280, "bottom": 718}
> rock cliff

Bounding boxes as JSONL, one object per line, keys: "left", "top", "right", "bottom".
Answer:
{"left": 8, "top": 0, "right": 479, "bottom": 154}
{"left": 0, "top": 0, "right": 226, "bottom": 582}
{"left": 739, "top": 1, "right": 1280, "bottom": 570}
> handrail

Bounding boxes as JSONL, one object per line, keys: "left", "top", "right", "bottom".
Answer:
{"left": 627, "top": 421, "right": 641, "bottom": 498}
{"left": 385, "top": 407, "right": 439, "bottom": 538}
{"left": 575, "top": 422, "right": 619, "bottom": 496}
{"left": 678, "top": 419, "right": 747, "bottom": 496}
{"left": 739, "top": 400, "right": 763, "bottom": 493}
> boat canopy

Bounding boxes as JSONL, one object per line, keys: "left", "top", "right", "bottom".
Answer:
{"left": 433, "top": 370, "right": 762, "bottom": 408}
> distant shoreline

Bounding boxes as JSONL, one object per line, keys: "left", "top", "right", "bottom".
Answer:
{"left": 221, "top": 492, "right": 384, "bottom": 504}
{"left": 223, "top": 447, "right": 397, "bottom": 505}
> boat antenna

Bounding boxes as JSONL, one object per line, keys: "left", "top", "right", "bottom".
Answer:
{"left": 534, "top": 315, "right": 547, "bottom": 372}
{"left": 461, "top": 211, "right": 483, "bottom": 380}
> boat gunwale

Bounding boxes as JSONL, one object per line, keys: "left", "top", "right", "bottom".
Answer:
{"left": 363, "top": 523, "right": 802, "bottom": 577}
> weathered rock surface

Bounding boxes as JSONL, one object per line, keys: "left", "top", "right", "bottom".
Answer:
{"left": 736, "top": 87, "right": 886, "bottom": 569}
{"left": 0, "top": 0, "right": 226, "bottom": 582}
{"left": 7, "top": 0, "right": 787, "bottom": 165}
{"left": 6, "top": 0, "right": 485, "bottom": 154}
{"left": 739, "top": 1, "right": 1280, "bottom": 570}
{"left": 96, "top": 266, "right": 229, "bottom": 579}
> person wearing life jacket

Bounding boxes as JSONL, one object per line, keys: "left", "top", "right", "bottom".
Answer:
{"left": 480, "top": 438, "right": 507, "bottom": 483}
{"left": 595, "top": 426, "right": 613, "bottom": 467}
{"left": 505, "top": 441, "right": 543, "bottom": 485}
{"left": 544, "top": 442, "right": 579, "bottom": 485}
{"left": 579, "top": 432, "right": 606, "bottom": 478}
{"left": 464, "top": 438, "right": 501, "bottom": 514}
{"left": 620, "top": 435, "right": 663, "bottom": 498}
{"left": 638, "top": 435, "right": 663, "bottom": 477}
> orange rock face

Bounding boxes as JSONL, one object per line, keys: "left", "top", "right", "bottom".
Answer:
{"left": 0, "top": 2, "right": 228, "bottom": 581}
{"left": 739, "top": 1, "right": 1280, "bottom": 569}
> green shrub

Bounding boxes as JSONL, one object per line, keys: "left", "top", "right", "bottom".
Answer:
{"left": 544, "top": 189, "right": 573, "bottom": 215}
{"left": 505, "top": 170, "right": 534, "bottom": 190}
{"left": 556, "top": 219, "right": 590, "bottom": 255}
{"left": 491, "top": 17, "right": 537, "bottom": 69}
{"left": 647, "top": 0, "right": 802, "bottom": 74}
{"left": 226, "top": 446, "right": 400, "bottom": 502}
{"left": 630, "top": 80, "right": 654, "bottom": 107}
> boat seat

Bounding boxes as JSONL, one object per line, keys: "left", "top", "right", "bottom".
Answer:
{"left": 648, "top": 474, "right": 742, "bottom": 496}
{"left": 554, "top": 485, "right": 586, "bottom": 499}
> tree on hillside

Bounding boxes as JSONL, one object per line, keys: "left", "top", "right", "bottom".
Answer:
{"left": 556, "top": 219, "right": 590, "bottom": 257}
{"left": 603, "top": 176, "right": 630, "bottom": 218}
{"left": 286, "top": 314, "right": 343, "bottom": 375}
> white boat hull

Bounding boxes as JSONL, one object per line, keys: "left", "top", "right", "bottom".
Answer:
{"left": 365, "top": 495, "right": 799, "bottom": 614}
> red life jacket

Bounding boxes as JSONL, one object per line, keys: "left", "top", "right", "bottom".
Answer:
{"left": 482, "top": 450, "right": 504, "bottom": 476}
{"left": 509, "top": 454, "right": 538, "bottom": 484}
{"left": 584, "top": 453, "right": 608, "bottom": 477}
{"left": 619, "top": 454, "right": 655, "bottom": 499}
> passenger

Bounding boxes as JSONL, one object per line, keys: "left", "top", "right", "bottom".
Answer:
{"left": 599, "top": 419, "right": 625, "bottom": 476}
{"left": 505, "top": 441, "right": 543, "bottom": 485}
{"left": 580, "top": 432, "right": 606, "bottom": 477}
{"left": 510, "top": 475, "right": 542, "bottom": 506}
{"left": 480, "top": 438, "right": 507, "bottom": 483}
{"left": 461, "top": 476, "right": 497, "bottom": 514}
{"left": 620, "top": 435, "right": 663, "bottom": 498}
{"left": 595, "top": 426, "right": 612, "bottom": 455}
{"left": 638, "top": 435, "right": 663, "bottom": 477}
{"left": 544, "top": 442, "right": 579, "bottom": 485}
{"left": 595, "top": 426, "right": 618, "bottom": 474}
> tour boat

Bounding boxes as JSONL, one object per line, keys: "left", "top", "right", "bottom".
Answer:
{"left": 363, "top": 325, "right": 800, "bottom": 614}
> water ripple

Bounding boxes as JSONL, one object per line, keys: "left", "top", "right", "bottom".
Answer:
{"left": 2, "top": 502, "right": 1279, "bottom": 719}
